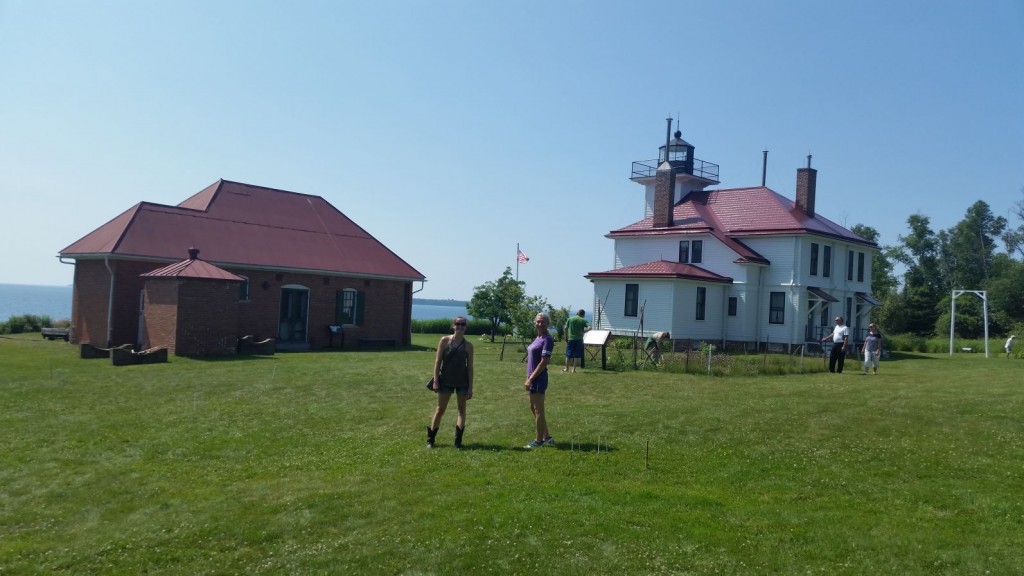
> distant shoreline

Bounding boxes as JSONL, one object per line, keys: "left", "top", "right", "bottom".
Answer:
{"left": 412, "top": 298, "right": 468, "bottom": 307}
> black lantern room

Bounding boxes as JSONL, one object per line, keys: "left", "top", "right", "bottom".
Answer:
{"left": 659, "top": 130, "right": 695, "bottom": 174}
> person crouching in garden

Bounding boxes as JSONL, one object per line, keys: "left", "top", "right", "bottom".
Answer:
{"left": 427, "top": 316, "right": 474, "bottom": 448}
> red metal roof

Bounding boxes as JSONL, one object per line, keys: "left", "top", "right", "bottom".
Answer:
{"left": 585, "top": 260, "right": 734, "bottom": 283}
{"left": 60, "top": 180, "right": 425, "bottom": 281}
{"left": 141, "top": 252, "right": 245, "bottom": 281}
{"left": 609, "top": 187, "right": 876, "bottom": 248}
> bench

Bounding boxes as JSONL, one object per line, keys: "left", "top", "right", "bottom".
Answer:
{"left": 111, "top": 346, "right": 168, "bottom": 366}
{"left": 238, "top": 335, "right": 276, "bottom": 356}
{"left": 327, "top": 325, "right": 344, "bottom": 348}
{"left": 80, "top": 343, "right": 132, "bottom": 359}
{"left": 42, "top": 327, "right": 70, "bottom": 341}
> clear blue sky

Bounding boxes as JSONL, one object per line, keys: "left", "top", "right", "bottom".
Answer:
{"left": 2, "top": 1, "right": 1022, "bottom": 309}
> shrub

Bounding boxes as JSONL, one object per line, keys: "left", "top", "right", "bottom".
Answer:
{"left": 0, "top": 314, "right": 54, "bottom": 334}
{"left": 611, "top": 335, "right": 643, "bottom": 350}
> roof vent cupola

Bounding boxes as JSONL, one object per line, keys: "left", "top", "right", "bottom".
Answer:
{"left": 188, "top": 246, "right": 200, "bottom": 260}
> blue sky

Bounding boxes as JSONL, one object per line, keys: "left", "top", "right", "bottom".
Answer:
{"left": 2, "top": 1, "right": 1022, "bottom": 309}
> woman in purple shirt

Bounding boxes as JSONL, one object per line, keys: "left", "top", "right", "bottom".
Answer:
{"left": 524, "top": 313, "right": 555, "bottom": 448}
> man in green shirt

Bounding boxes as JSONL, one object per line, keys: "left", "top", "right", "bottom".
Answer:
{"left": 563, "top": 309, "right": 590, "bottom": 373}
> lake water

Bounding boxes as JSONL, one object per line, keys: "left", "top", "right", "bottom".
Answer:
{"left": 412, "top": 304, "right": 470, "bottom": 320}
{"left": 0, "top": 283, "right": 468, "bottom": 322}
{"left": 0, "top": 284, "right": 73, "bottom": 321}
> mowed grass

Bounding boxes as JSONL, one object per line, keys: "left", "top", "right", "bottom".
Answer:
{"left": 1, "top": 333, "right": 1022, "bottom": 575}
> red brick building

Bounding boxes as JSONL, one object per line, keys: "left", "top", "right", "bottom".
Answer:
{"left": 59, "top": 180, "right": 425, "bottom": 353}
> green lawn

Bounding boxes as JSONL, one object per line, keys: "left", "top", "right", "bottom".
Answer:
{"left": 2, "top": 333, "right": 1022, "bottom": 575}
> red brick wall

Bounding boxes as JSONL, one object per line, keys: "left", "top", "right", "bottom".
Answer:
{"left": 71, "top": 260, "right": 112, "bottom": 345}
{"left": 245, "top": 272, "right": 412, "bottom": 349}
{"left": 141, "top": 280, "right": 180, "bottom": 352}
{"left": 175, "top": 280, "right": 240, "bottom": 356}
{"left": 110, "top": 261, "right": 166, "bottom": 346}
{"left": 73, "top": 258, "right": 414, "bottom": 351}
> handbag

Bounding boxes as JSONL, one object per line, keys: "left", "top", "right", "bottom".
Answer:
{"left": 426, "top": 338, "right": 465, "bottom": 392}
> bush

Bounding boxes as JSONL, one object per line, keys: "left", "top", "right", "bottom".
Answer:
{"left": 0, "top": 314, "right": 54, "bottom": 335}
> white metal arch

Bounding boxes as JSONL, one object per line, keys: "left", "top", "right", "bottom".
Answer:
{"left": 949, "top": 290, "right": 989, "bottom": 357}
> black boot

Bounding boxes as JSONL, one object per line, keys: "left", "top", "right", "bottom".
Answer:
{"left": 455, "top": 425, "right": 465, "bottom": 449}
{"left": 426, "top": 426, "right": 438, "bottom": 448}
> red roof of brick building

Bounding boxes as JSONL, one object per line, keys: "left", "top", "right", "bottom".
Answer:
{"left": 609, "top": 187, "right": 874, "bottom": 247}
{"left": 60, "top": 180, "right": 425, "bottom": 281}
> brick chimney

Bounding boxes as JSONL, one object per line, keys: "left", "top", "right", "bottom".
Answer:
{"left": 653, "top": 117, "right": 675, "bottom": 228}
{"left": 653, "top": 165, "right": 675, "bottom": 227}
{"left": 795, "top": 156, "right": 816, "bottom": 217}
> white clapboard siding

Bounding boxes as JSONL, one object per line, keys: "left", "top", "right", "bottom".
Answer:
{"left": 597, "top": 230, "right": 877, "bottom": 348}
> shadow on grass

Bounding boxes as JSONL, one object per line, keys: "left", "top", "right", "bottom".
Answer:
{"left": 448, "top": 443, "right": 514, "bottom": 452}
{"left": 322, "top": 345, "right": 434, "bottom": 353}
{"left": 553, "top": 442, "right": 618, "bottom": 453}
{"left": 177, "top": 345, "right": 437, "bottom": 362}
{"left": 425, "top": 443, "right": 522, "bottom": 452}
{"left": 188, "top": 355, "right": 279, "bottom": 363}
{"left": 448, "top": 442, "right": 618, "bottom": 453}
{"left": 885, "top": 351, "right": 942, "bottom": 361}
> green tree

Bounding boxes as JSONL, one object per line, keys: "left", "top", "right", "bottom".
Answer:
{"left": 892, "top": 214, "right": 944, "bottom": 335}
{"left": 875, "top": 291, "right": 908, "bottom": 334}
{"left": 895, "top": 214, "right": 943, "bottom": 292}
{"left": 935, "top": 293, "right": 985, "bottom": 338}
{"left": 986, "top": 254, "right": 1024, "bottom": 331}
{"left": 1000, "top": 186, "right": 1024, "bottom": 259}
{"left": 547, "top": 306, "right": 571, "bottom": 341}
{"left": 467, "top": 267, "right": 524, "bottom": 341}
{"left": 945, "top": 200, "right": 1007, "bottom": 288}
{"left": 509, "top": 295, "right": 552, "bottom": 340}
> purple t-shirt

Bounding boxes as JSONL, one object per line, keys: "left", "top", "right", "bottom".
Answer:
{"left": 526, "top": 334, "right": 554, "bottom": 385}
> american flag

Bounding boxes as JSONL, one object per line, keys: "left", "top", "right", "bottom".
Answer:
{"left": 517, "top": 249, "right": 529, "bottom": 264}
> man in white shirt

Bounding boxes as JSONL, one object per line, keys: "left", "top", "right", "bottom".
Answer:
{"left": 821, "top": 316, "right": 850, "bottom": 373}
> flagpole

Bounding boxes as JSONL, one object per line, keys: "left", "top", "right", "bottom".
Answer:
{"left": 516, "top": 242, "right": 520, "bottom": 281}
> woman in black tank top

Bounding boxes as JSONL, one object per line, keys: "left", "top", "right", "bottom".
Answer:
{"left": 426, "top": 316, "right": 475, "bottom": 448}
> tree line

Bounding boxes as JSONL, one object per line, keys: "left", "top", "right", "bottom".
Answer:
{"left": 856, "top": 189, "right": 1024, "bottom": 338}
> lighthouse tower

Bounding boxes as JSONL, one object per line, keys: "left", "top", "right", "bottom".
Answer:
{"left": 629, "top": 117, "right": 720, "bottom": 226}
